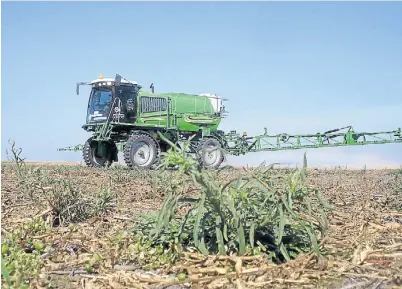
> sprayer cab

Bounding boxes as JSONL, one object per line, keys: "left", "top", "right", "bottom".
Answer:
{"left": 77, "top": 74, "right": 142, "bottom": 131}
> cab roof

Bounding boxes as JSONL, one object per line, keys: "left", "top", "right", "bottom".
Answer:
{"left": 90, "top": 78, "right": 138, "bottom": 85}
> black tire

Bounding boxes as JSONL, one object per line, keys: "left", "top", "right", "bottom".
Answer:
{"left": 196, "top": 138, "right": 225, "bottom": 170}
{"left": 83, "top": 138, "right": 117, "bottom": 168}
{"left": 123, "top": 133, "right": 160, "bottom": 170}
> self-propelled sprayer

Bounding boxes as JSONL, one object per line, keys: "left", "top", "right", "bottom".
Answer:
{"left": 58, "top": 74, "right": 402, "bottom": 169}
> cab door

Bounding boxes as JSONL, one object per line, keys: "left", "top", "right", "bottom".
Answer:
{"left": 114, "top": 85, "right": 138, "bottom": 123}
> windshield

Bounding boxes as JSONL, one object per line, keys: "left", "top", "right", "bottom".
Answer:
{"left": 87, "top": 87, "right": 113, "bottom": 123}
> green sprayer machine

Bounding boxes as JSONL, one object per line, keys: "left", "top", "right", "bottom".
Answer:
{"left": 58, "top": 74, "right": 402, "bottom": 169}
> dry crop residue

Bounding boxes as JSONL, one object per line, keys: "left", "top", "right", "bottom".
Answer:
{"left": 1, "top": 163, "right": 401, "bottom": 289}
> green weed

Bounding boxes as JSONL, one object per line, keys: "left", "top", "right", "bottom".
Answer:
{"left": 131, "top": 136, "right": 332, "bottom": 265}
{"left": 1, "top": 217, "right": 51, "bottom": 288}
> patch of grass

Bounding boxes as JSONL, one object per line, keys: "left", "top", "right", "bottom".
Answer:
{"left": 1, "top": 217, "right": 51, "bottom": 288}
{"left": 4, "top": 141, "right": 117, "bottom": 226}
{"left": 130, "top": 137, "right": 332, "bottom": 267}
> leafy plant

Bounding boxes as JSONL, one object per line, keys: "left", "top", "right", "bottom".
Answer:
{"left": 131, "top": 136, "right": 331, "bottom": 264}
{"left": 4, "top": 141, "right": 118, "bottom": 227}
{"left": 1, "top": 218, "right": 50, "bottom": 288}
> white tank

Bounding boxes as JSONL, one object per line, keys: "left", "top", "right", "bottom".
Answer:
{"left": 198, "top": 93, "right": 223, "bottom": 113}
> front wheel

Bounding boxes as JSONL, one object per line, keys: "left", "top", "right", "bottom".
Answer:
{"left": 123, "top": 133, "right": 160, "bottom": 170}
{"left": 83, "top": 138, "right": 117, "bottom": 168}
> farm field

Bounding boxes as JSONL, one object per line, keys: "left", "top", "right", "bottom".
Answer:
{"left": 1, "top": 149, "right": 402, "bottom": 289}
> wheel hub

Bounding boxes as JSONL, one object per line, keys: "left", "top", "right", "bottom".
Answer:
{"left": 203, "top": 145, "right": 219, "bottom": 165}
{"left": 133, "top": 142, "right": 152, "bottom": 166}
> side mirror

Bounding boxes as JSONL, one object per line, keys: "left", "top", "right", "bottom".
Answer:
{"left": 115, "top": 74, "right": 122, "bottom": 86}
{"left": 76, "top": 83, "right": 80, "bottom": 95}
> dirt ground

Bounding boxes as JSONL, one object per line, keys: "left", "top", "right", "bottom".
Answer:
{"left": 1, "top": 162, "right": 402, "bottom": 289}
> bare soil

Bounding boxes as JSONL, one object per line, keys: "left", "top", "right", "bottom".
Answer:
{"left": 1, "top": 162, "right": 402, "bottom": 289}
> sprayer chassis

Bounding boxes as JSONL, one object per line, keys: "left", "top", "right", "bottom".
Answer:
{"left": 69, "top": 121, "right": 228, "bottom": 170}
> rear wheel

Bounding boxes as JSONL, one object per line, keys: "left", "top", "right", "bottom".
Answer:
{"left": 83, "top": 138, "right": 117, "bottom": 168}
{"left": 196, "top": 138, "right": 225, "bottom": 170}
{"left": 124, "top": 133, "right": 160, "bottom": 170}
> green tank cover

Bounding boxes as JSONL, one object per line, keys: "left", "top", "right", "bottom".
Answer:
{"left": 136, "top": 91, "right": 223, "bottom": 133}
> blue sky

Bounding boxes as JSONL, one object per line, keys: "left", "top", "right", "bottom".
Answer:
{"left": 2, "top": 2, "right": 402, "bottom": 168}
